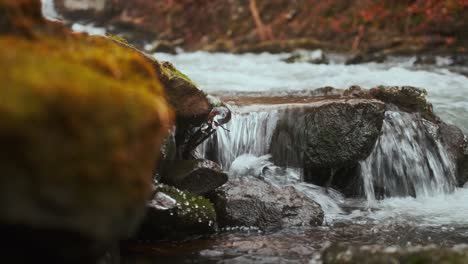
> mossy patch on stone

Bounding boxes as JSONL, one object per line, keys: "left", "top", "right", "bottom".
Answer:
{"left": 369, "top": 85, "right": 436, "bottom": 121}
{"left": 131, "top": 185, "right": 217, "bottom": 241}
{"left": 158, "top": 185, "right": 217, "bottom": 222}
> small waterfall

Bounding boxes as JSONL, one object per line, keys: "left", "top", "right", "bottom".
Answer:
{"left": 198, "top": 109, "right": 279, "bottom": 169}
{"left": 360, "top": 111, "right": 457, "bottom": 202}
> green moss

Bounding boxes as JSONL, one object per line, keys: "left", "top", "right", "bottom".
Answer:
{"left": 370, "top": 85, "right": 435, "bottom": 121}
{"left": 158, "top": 185, "right": 217, "bottom": 223}
{"left": 105, "top": 33, "right": 129, "bottom": 44}
{"left": 0, "top": 30, "right": 174, "bottom": 240}
{"left": 158, "top": 61, "right": 197, "bottom": 86}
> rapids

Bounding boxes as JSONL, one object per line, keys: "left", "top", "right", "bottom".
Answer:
{"left": 39, "top": 1, "right": 468, "bottom": 261}
{"left": 150, "top": 51, "right": 468, "bottom": 263}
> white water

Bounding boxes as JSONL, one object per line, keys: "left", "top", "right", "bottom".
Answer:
{"left": 41, "top": 0, "right": 60, "bottom": 20}
{"left": 168, "top": 51, "right": 468, "bottom": 227}
{"left": 41, "top": 0, "right": 106, "bottom": 35}
{"left": 361, "top": 111, "right": 457, "bottom": 202}
{"left": 199, "top": 109, "right": 280, "bottom": 169}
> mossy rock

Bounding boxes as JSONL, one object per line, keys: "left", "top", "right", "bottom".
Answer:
{"left": 132, "top": 185, "right": 217, "bottom": 241}
{"left": 0, "top": 1, "right": 173, "bottom": 243}
{"left": 154, "top": 60, "right": 211, "bottom": 122}
{"left": 369, "top": 85, "right": 436, "bottom": 121}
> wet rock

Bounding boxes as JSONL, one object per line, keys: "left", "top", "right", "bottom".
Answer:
{"left": 414, "top": 55, "right": 437, "bottom": 65}
{"left": 438, "top": 124, "right": 468, "bottom": 186}
{"left": 322, "top": 244, "right": 468, "bottom": 264}
{"left": 156, "top": 60, "right": 211, "bottom": 121}
{"left": 282, "top": 49, "right": 328, "bottom": 64}
{"left": 0, "top": 0, "right": 173, "bottom": 258}
{"left": 345, "top": 52, "right": 387, "bottom": 65}
{"left": 210, "top": 176, "right": 324, "bottom": 229}
{"left": 450, "top": 54, "right": 468, "bottom": 66}
{"left": 270, "top": 99, "right": 385, "bottom": 188}
{"left": 160, "top": 159, "right": 228, "bottom": 195}
{"left": 132, "top": 185, "right": 217, "bottom": 241}
{"left": 234, "top": 38, "right": 335, "bottom": 54}
{"left": 145, "top": 40, "right": 177, "bottom": 54}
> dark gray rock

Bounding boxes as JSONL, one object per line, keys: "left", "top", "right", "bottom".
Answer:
{"left": 210, "top": 176, "right": 324, "bottom": 230}
{"left": 345, "top": 52, "right": 387, "bottom": 65}
{"left": 282, "top": 49, "right": 329, "bottom": 64}
{"left": 414, "top": 55, "right": 437, "bottom": 65}
{"left": 160, "top": 159, "right": 228, "bottom": 195}
{"left": 438, "top": 123, "right": 468, "bottom": 186}
{"left": 270, "top": 99, "right": 385, "bottom": 188}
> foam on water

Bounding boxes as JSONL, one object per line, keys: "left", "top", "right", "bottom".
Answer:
{"left": 361, "top": 187, "right": 468, "bottom": 226}
{"left": 41, "top": 0, "right": 60, "bottom": 20}
{"left": 41, "top": 0, "right": 106, "bottom": 35}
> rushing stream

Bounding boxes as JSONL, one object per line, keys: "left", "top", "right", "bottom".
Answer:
{"left": 36, "top": 1, "right": 468, "bottom": 263}
{"left": 125, "top": 51, "right": 468, "bottom": 263}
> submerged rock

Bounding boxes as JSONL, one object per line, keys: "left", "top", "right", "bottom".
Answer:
{"left": 210, "top": 176, "right": 324, "bottom": 229}
{"left": 345, "top": 52, "right": 387, "bottom": 65}
{"left": 132, "top": 185, "right": 217, "bottom": 241}
{"left": 282, "top": 49, "right": 328, "bottom": 64}
{"left": 270, "top": 99, "right": 385, "bottom": 189}
{"left": 160, "top": 159, "right": 228, "bottom": 195}
{"left": 323, "top": 244, "right": 468, "bottom": 264}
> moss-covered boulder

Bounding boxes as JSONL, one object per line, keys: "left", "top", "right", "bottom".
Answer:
{"left": 131, "top": 185, "right": 217, "bottom": 241}
{"left": 0, "top": 0, "right": 173, "bottom": 250}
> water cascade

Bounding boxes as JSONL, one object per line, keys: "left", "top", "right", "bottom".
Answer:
{"left": 360, "top": 111, "right": 457, "bottom": 201}
{"left": 199, "top": 108, "right": 280, "bottom": 169}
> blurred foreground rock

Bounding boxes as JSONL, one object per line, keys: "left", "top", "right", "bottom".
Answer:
{"left": 0, "top": 0, "right": 174, "bottom": 261}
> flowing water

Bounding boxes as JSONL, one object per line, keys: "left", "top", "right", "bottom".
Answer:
{"left": 38, "top": 2, "right": 468, "bottom": 262}
{"left": 140, "top": 51, "right": 468, "bottom": 263}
